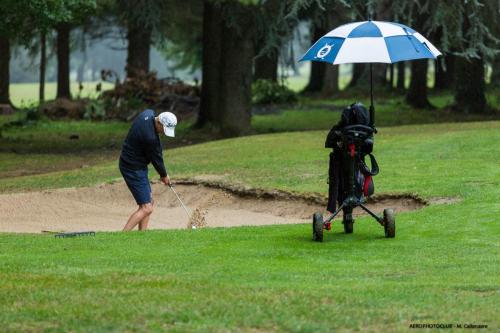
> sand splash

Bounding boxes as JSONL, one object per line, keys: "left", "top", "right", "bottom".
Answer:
{"left": 187, "top": 208, "right": 208, "bottom": 229}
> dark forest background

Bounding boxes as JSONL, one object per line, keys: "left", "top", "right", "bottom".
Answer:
{"left": 1, "top": 0, "right": 498, "bottom": 137}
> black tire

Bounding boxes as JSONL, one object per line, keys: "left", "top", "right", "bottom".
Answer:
{"left": 343, "top": 221, "right": 354, "bottom": 234}
{"left": 343, "top": 215, "right": 354, "bottom": 234}
{"left": 342, "top": 219, "right": 354, "bottom": 234}
{"left": 383, "top": 209, "right": 396, "bottom": 238}
{"left": 312, "top": 213, "right": 323, "bottom": 242}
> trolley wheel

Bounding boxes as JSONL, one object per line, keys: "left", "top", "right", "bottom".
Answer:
{"left": 383, "top": 209, "right": 396, "bottom": 238}
{"left": 312, "top": 213, "right": 323, "bottom": 242}
{"left": 343, "top": 215, "right": 354, "bottom": 234}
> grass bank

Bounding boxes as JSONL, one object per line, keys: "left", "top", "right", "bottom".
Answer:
{"left": 1, "top": 121, "right": 499, "bottom": 199}
{"left": 2, "top": 89, "right": 499, "bottom": 178}
{"left": 0, "top": 121, "right": 499, "bottom": 331}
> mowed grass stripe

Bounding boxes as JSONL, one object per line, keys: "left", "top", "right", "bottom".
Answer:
{"left": 0, "top": 220, "right": 498, "bottom": 331}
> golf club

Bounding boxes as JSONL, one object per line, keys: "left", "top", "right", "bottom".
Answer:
{"left": 169, "top": 184, "right": 192, "bottom": 220}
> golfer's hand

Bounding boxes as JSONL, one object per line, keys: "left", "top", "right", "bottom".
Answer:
{"left": 161, "top": 175, "right": 171, "bottom": 186}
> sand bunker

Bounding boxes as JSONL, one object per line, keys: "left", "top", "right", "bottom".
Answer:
{"left": 0, "top": 181, "right": 425, "bottom": 233}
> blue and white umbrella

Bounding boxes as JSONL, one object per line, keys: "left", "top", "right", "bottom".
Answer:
{"left": 300, "top": 20, "right": 441, "bottom": 64}
{"left": 299, "top": 20, "right": 441, "bottom": 124}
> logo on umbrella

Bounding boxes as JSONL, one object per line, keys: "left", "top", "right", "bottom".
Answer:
{"left": 316, "top": 43, "right": 334, "bottom": 59}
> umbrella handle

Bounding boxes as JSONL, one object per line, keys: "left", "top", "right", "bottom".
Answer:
{"left": 370, "top": 63, "right": 375, "bottom": 126}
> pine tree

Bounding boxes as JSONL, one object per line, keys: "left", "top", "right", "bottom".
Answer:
{"left": 198, "top": 0, "right": 321, "bottom": 136}
{"left": 423, "top": 0, "right": 498, "bottom": 113}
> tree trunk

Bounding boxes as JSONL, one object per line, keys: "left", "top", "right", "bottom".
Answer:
{"left": 434, "top": 55, "right": 455, "bottom": 90}
{"left": 77, "top": 31, "right": 87, "bottom": 83}
{"left": 197, "top": 0, "right": 222, "bottom": 128}
{"left": 77, "top": 52, "right": 86, "bottom": 83}
{"left": 434, "top": 57, "right": 445, "bottom": 90}
{"left": 405, "top": 6, "right": 432, "bottom": 107}
{"left": 126, "top": 21, "right": 152, "bottom": 78}
{"left": 454, "top": 57, "right": 487, "bottom": 113}
{"left": 406, "top": 59, "right": 432, "bottom": 108}
{"left": 56, "top": 23, "right": 71, "bottom": 99}
{"left": 397, "top": 61, "right": 405, "bottom": 90}
{"left": 0, "top": 35, "right": 11, "bottom": 105}
{"left": 491, "top": 55, "right": 500, "bottom": 86}
{"left": 374, "top": 0, "right": 391, "bottom": 87}
{"left": 91, "top": 63, "right": 97, "bottom": 81}
{"left": 372, "top": 64, "right": 387, "bottom": 86}
{"left": 254, "top": 51, "right": 278, "bottom": 82}
{"left": 303, "top": 23, "right": 326, "bottom": 93}
{"left": 253, "top": 0, "right": 280, "bottom": 82}
{"left": 321, "top": 65, "right": 339, "bottom": 96}
{"left": 218, "top": 5, "right": 254, "bottom": 137}
{"left": 452, "top": 4, "right": 487, "bottom": 114}
{"left": 198, "top": 0, "right": 254, "bottom": 136}
{"left": 39, "top": 32, "right": 46, "bottom": 103}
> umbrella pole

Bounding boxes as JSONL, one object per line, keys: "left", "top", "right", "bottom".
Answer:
{"left": 370, "top": 63, "right": 374, "bottom": 126}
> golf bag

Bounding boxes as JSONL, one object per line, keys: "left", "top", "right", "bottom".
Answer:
{"left": 325, "top": 103, "right": 379, "bottom": 212}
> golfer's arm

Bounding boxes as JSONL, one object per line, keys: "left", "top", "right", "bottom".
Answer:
{"left": 149, "top": 141, "right": 168, "bottom": 178}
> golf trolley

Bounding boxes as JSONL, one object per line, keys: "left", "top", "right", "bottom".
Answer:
{"left": 312, "top": 123, "right": 395, "bottom": 242}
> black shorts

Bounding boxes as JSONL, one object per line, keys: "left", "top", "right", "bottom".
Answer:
{"left": 119, "top": 164, "right": 152, "bottom": 205}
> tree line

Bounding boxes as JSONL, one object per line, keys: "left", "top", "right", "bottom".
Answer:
{"left": 0, "top": 0, "right": 498, "bottom": 137}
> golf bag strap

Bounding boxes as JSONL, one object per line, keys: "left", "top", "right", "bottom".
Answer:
{"left": 359, "top": 153, "right": 379, "bottom": 176}
{"left": 363, "top": 175, "right": 372, "bottom": 197}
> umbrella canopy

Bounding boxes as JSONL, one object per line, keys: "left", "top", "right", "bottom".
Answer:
{"left": 299, "top": 20, "right": 441, "bottom": 65}
{"left": 299, "top": 20, "right": 441, "bottom": 126}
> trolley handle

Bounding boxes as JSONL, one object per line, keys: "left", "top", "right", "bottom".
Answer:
{"left": 342, "top": 124, "right": 376, "bottom": 134}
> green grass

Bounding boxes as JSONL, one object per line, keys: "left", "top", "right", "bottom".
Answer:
{"left": 1, "top": 121, "right": 500, "bottom": 197}
{"left": 1, "top": 83, "right": 499, "bottom": 331}
{"left": 0, "top": 121, "right": 499, "bottom": 331}
{"left": 0, "top": 152, "right": 116, "bottom": 178}
{"left": 0, "top": 116, "right": 196, "bottom": 176}
{"left": 0, "top": 119, "right": 129, "bottom": 177}
{"left": 254, "top": 82, "right": 499, "bottom": 134}
{"left": 1, "top": 220, "right": 498, "bottom": 332}
{"left": 254, "top": 91, "right": 499, "bottom": 133}
{"left": 1, "top": 119, "right": 130, "bottom": 152}
{"left": 1, "top": 89, "right": 498, "bottom": 193}
{"left": 285, "top": 65, "right": 352, "bottom": 92}
{"left": 9, "top": 81, "right": 113, "bottom": 107}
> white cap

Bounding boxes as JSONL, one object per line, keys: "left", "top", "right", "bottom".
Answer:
{"left": 158, "top": 112, "right": 177, "bottom": 137}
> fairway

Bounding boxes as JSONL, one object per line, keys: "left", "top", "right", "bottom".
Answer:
{"left": 1, "top": 121, "right": 499, "bottom": 332}
{"left": 9, "top": 82, "right": 113, "bottom": 107}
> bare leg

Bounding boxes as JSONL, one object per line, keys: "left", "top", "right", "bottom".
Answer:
{"left": 123, "top": 203, "right": 153, "bottom": 231}
{"left": 138, "top": 215, "right": 150, "bottom": 231}
{"left": 139, "top": 196, "right": 154, "bottom": 231}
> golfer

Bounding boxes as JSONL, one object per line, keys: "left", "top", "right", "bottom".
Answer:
{"left": 119, "top": 109, "right": 177, "bottom": 231}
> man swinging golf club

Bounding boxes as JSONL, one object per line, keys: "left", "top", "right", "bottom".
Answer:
{"left": 119, "top": 109, "right": 177, "bottom": 231}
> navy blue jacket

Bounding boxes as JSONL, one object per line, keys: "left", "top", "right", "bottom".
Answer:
{"left": 119, "top": 109, "right": 167, "bottom": 177}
